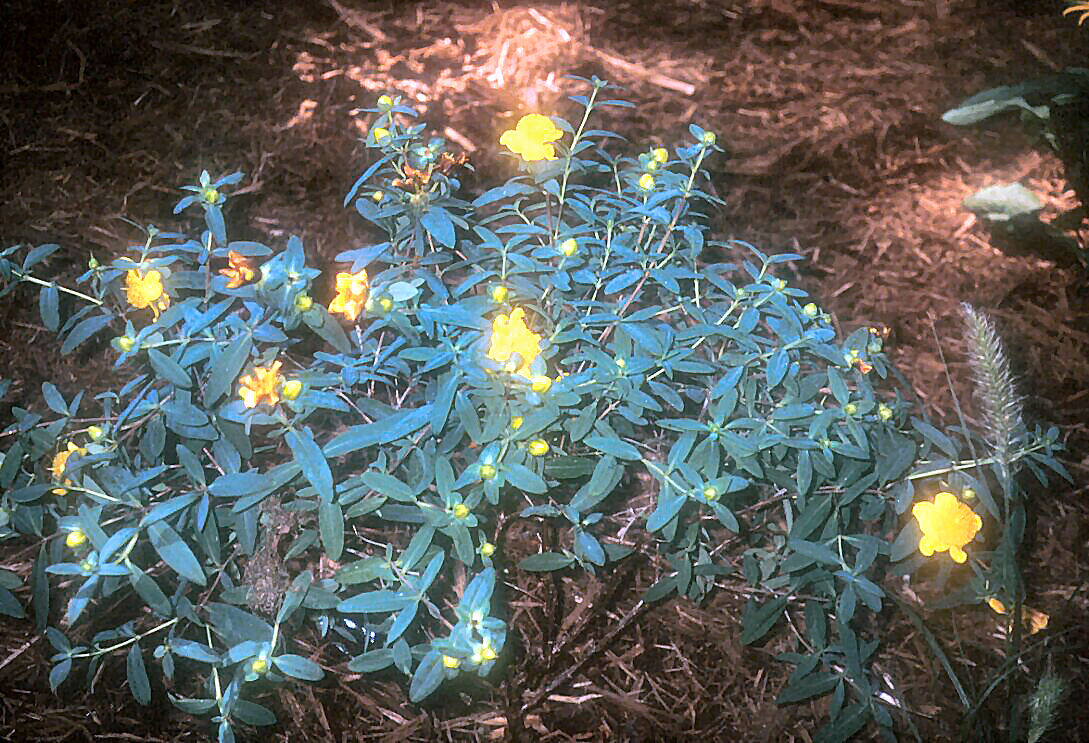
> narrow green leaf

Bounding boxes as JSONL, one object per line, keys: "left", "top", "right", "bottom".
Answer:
{"left": 203, "top": 335, "right": 252, "bottom": 406}
{"left": 324, "top": 404, "right": 433, "bottom": 457}
{"left": 741, "top": 596, "right": 788, "bottom": 645}
{"left": 272, "top": 654, "right": 324, "bottom": 682}
{"left": 409, "top": 649, "right": 446, "bottom": 702}
{"left": 39, "top": 284, "right": 60, "bottom": 332}
{"left": 127, "top": 643, "right": 151, "bottom": 705}
{"left": 583, "top": 435, "right": 641, "bottom": 461}
{"left": 286, "top": 427, "right": 333, "bottom": 503}
{"left": 61, "top": 314, "right": 111, "bottom": 355}
{"left": 147, "top": 521, "right": 206, "bottom": 585}
{"left": 319, "top": 501, "right": 344, "bottom": 562}
{"left": 148, "top": 349, "right": 192, "bottom": 388}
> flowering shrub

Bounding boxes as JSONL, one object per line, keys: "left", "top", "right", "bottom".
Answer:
{"left": 0, "top": 77, "right": 1068, "bottom": 740}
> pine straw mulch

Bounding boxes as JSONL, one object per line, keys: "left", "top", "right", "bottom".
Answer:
{"left": 2, "top": 0, "right": 1089, "bottom": 740}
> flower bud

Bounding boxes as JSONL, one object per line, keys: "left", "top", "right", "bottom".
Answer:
{"left": 202, "top": 187, "right": 219, "bottom": 204}
{"left": 282, "top": 380, "right": 303, "bottom": 400}
{"left": 377, "top": 94, "right": 394, "bottom": 109}
{"left": 845, "top": 402, "right": 858, "bottom": 416}
{"left": 294, "top": 293, "right": 313, "bottom": 312}
{"left": 510, "top": 416, "right": 524, "bottom": 430}
{"left": 453, "top": 503, "right": 470, "bottom": 520}
{"left": 371, "top": 190, "right": 385, "bottom": 202}
{"left": 378, "top": 296, "right": 394, "bottom": 313}
{"left": 878, "top": 404, "right": 893, "bottom": 421}
{"left": 490, "top": 285, "right": 509, "bottom": 303}
{"left": 615, "top": 357, "right": 627, "bottom": 369}
{"left": 638, "top": 173, "right": 655, "bottom": 191}
{"left": 481, "top": 645, "right": 497, "bottom": 662}
{"left": 772, "top": 278, "right": 786, "bottom": 291}
{"left": 66, "top": 529, "right": 87, "bottom": 549}
{"left": 87, "top": 425, "right": 105, "bottom": 441}
{"left": 529, "top": 439, "right": 550, "bottom": 456}
{"left": 962, "top": 487, "right": 976, "bottom": 501}
{"left": 479, "top": 464, "right": 497, "bottom": 480}
{"left": 117, "top": 336, "right": 136, "bottom": 352}
{"left": 703, "top": 486, "right": 719, "bottom": 502}
{"left": 531, "top": 376, "right": 552, "bottom": 393}
{"left": 250, "top": 658, "right": 269, "bottom": 675}
{"left": 480, "top": 541, "right": 496, "bottom": 557}
{"left": 803, "top": 302, "right": 819, "bottom": 318}
{"left": 442, "top": 654, "right": 461, "bottom": 669}
{"left": 702, "top": 131, "right": 717, "bottom": 146}
{"left": 560, "top": 239, "right": 578, "bottom": 257}
{"left": 735, "top": 288, "right": 747, "bottom": 299}
{"left": 88, "top": 255, "right": 100, "bottom": 270}
{"left": 373, "top": 127, "right": 391, "bottom": 143}
{"left": 653, "top": 147, "right": 668, "bottom": 164}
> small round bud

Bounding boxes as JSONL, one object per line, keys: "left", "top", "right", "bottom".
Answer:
{"left": 529, "top": 439, "right": 550, "bottom": 456}
{"left": 79, "top": 559, "right": 95, "bottom": 573}
{"left": 962, "top": 487, "right": 976, "bottom": 501}
{"left": 772, "top": 278, "right": 786, "bottom": 291}
{"left": 480, "top": 541, "right": 496, "bottom": 558}
{"left": 645, "top": 159, "right": 660, "bottom": 172}
{"left": 371, "top": 190, "right": 385, "bottom": 202}
{"left": 615, "top": 357, "right": 627, "bottom": 369}
{"left": 373, "top": 127, "right": 391, "bottom": 143}
{"left": 803, "top": 302, "right": 819, "bottom": 318}
{"left": 510, "top": 416, "right": 524, "bottom": 430}
{"left": 653, "top": 147, "right": 668, "bottom": 163}
{"left": 378, "top": 296, "right": 394, "bottom": 313}
{"left": 250, "top": 658, "right": 269, "bottom": 675}
{"left": 442, "top": 654, "right": 461, "bottom": 669}
{"left": 88, "top": 255, "right": 100, "bottom": 270}
{"left": 202, "top": 187, "right": 219, "bottom": 204}
{"left": 878, "top": 404, "right": 893, "bottom": 421}
{"left": 87, "top": 425, "right": 105, "bottom": 441}
{"left": 701, "top": 131, "right": 717, "bottom": 146}
{"left": 453, "top": 503, "right": 471, "bottom": 520}
{"left": 703, "top": 486, "right": 719, "bottom": 502}
{"left": 490, "top": 285, "right": 509, "bottom": 303}
{"left": 282, "top": 380, "right": 303, "bottom": 400}
{"left": 638, "top": 173, "right": 655, "bottom": 191}
{"left": 479, "top": 464, "right": 497, "bottom": 480}
{"left": 560, "top": 238, "right": 578, "bottom": 257}
{"left": 481, "top": 645, "right": 497, "bottom": 662}
{"left": 531, "top": 376, "right": 552, "bottom": 393}
{"left": 378, "top": 94, "right": 394, "bottom": 109}
{"left": 66, "top": 529, "right": 87, "bottom": 549}
{"left": 117, "top": 336, "right": 136, "bottom": 352}
{"left": 294, "top": 293, "right": 313, "bottom": 312}
{"left": 845, "top": 402, "right": 858, "bottom": 416}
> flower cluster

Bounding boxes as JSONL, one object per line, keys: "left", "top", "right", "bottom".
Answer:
{"left": 329, "top": 270, "right": 369, "bottom": 322}
{"left": 486, "top": 307, "right": 542, "bottom": 379}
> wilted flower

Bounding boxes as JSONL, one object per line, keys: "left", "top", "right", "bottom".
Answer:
{"left": 988, "top": 598, "right": 1050, "bottom": 635}
{"left": 125, "top": 269, "right": 170, "bottom": 319}
{"left": 329, "top": 270, "right": 369, "bottom": 322}
{"left": 51, "top": 442, "right": 88, "bottom": 495}
{"left": 500, "top": 114, "right": 563, "bottom": 161}
{"left": 487, "top": 308, "right": 542, "bottom": 379}
{"left": 911, "top": 491, "right": 982, "bottom": 563}
{"left": 239, "top": 361, "right": 283, "bottom": 408}
{"left": 219, "top": 251, "right": 256, "bottom": 289}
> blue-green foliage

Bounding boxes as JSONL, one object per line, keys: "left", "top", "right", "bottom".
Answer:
{"left": 0, "top": 77, "right": 1068, "bottom": 740}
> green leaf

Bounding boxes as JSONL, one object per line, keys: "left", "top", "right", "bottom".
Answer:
{"left": 776, "top": 670, "right": 840, "bottom": 704}
{"left": 766, "top": 348, "right": 789, "bottom": 388}
{"left": 147, "top": 521, "right": 206, "bottom": 585}
{"left": 789, "top": 494, "right": 833, "bottom": 540}
{"left": 147, "top": 348, "right": 192, "bottom": 388}
{"left": 420, "top": 206, "right": 456, "bottom": 247}
{"left": 0, "top": 587, "right": 25, "bottom": 618}
{"left": 361, "top": 471, "right": 415, "bottom": 502}
{"left": 741, "top": 596, "right": 788, "bottom": 645}
{"left": 409, "top": 649, "right": 447, "bottom": 702}
{"left": 128, "top": 562, "right": 173, "bottom": 617}
{"left": 61, "top": 314, "right": 111, "bottom": 355}
{"left": 286, "top": 427, "right": 333, "bottom": 503}
{"left": 39, "top": 284, "right": 60, "bottom": 332}
{"left": 324, "top": 404, "right": 433, "bottom": 457}
{"left": 518, "top": 552, "right": 575, "bottom": 572}
{"left": 813, "top": 702, "right": 869, "bottom": 743}
{"left": 348, "top": 648, "right": 394, "bottom": 672}
{"left": 302, "top": 303, "right": 351, "bottom": 354}
{"left": 319, "top": 501, "right": 344, "bottom": 561}
{"left": 203, "top": 335, "right": 252, "bottom": 406}
{"left": 337, "top": 590, "right": 411, "bottom": 614}
{"left": 504, "top": 462, "right": 548, "bottom": 494}
{"left": 647, "top": 490, "right": 685, "bottom": 533}
{"left": 911, "top": 418, "right": 958, "bottom": 458}
{"left": 41, "top": 382, "right": 68, "bottom": 416}
{"left": 232, "top": 700, "right": 277, "bottom": 726}
{"left": 127, "top": 642, "right": 151, "bottom": 705}
{"left": 789, "top": 539, "right": 841, "bottom": 566}
{"left": 583, "top": 435, "right": 641, "bottom": 461}
{"left": 272, "top": 654, "right": 324, "bottom": 682}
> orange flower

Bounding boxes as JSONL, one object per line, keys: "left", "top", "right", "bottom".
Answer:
{"left": 51, "top": 442, "right": 88, "bottom": 495}
{"left": 239, "top": 361, "right": 283, "bottom": 408}
{"left": 329, "top": 270, "right": 369, "bottom": 322}
{"left": 125, "top": 269, "right": 170, "bottom": 319}
{"left": 219, "top": 251, "right": 256, "bottom": 289}
{"left": 987, "top": 598, "right": 1050, "bottom": 635}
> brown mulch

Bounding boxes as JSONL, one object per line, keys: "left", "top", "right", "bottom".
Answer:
{"left": 2, "top": 0, "right": 1088, "bottom": 740}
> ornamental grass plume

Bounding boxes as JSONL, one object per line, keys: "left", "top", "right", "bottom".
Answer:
{"left": 911, "top": 491, "right": 982, "bottom": 563}
{"left": 500, "top": 114, "right": 563, "bottom": 161}
{"left": 960, "top": 303, "right": 1023, "bottom": 473}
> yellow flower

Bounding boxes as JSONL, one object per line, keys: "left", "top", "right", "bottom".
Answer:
{"left": 987, "top": 598, "right": 1050, "bottom": 635}
{"left": 239, "top": 361, "right": 283, "bottom": 408}
{"left": 442, "top": 654, "right": 461, "bottom": 669}
{"left": 500, "top": 114, "right": 563, "bottom": 161}
{"left": 487, "top": 308, "right": 542, "bottom": 379}
{"left": 490, "top": 285, "right": 509, "bottom": 303}
{"left": 294, "top": 293, "right": 314, "bottom": 312}
{"left": 125, "top": 269, "right": 170, "bottom": 319}
{"left": 911, "top": 491, "right": 982, "bottom": 563}
{"left": 511, "top": 416, "right": 524, "bottom": 431}
{"left": 328, "top": 270, "right": 369, "bottom": 322}
{"left": 638, "top": 173, "right": 655, "bottom": 191}
{"left": 51, "top": 442, "right": 88, "bottom": 495}
{"left": 65, "top": 528, "right": 87, "bottom": 549}
{"left": 219, "top": 251, "right": 256, "bottom": 289}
